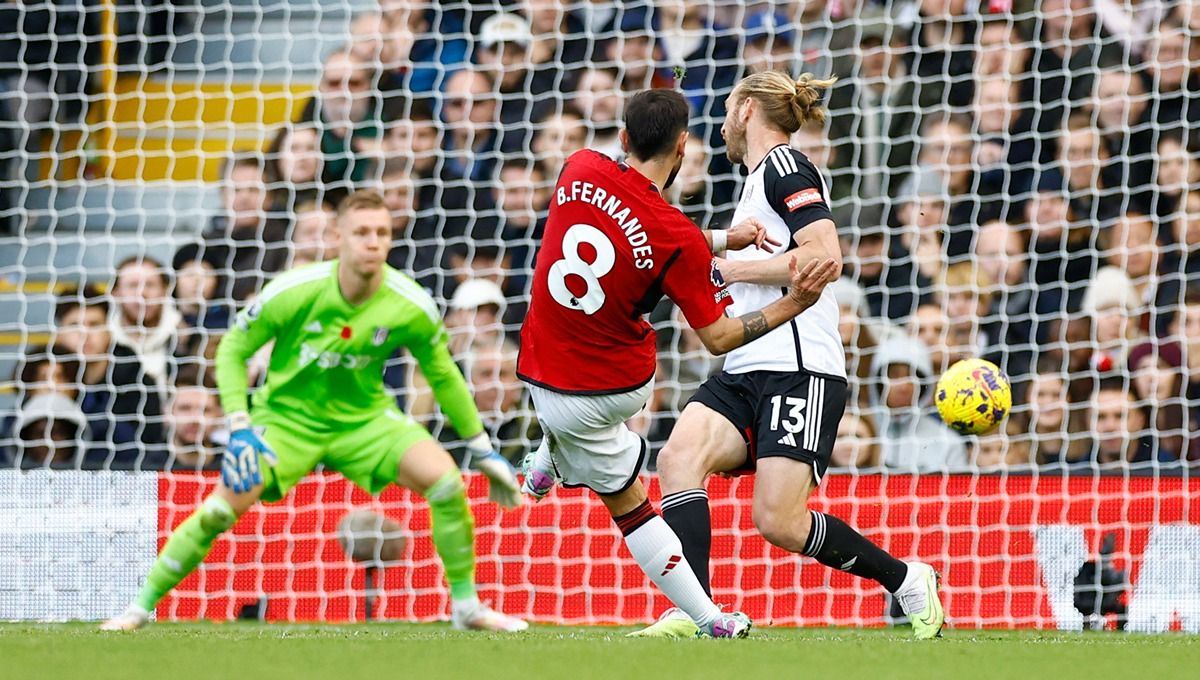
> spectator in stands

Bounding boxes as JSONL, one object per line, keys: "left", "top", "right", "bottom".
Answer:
{"left": 972, "top": 424, "right": 1032, "bottom": 469}
{"left": 475, "top": 12, "right": 547, "bottom": 154}
{"left": 1088, "top": 375, "right": 1178, "bottom": 468}
{"left": 1021, "top": 356, "right": 1086, "bottom": 465}
{"left": 348, "top": 10, "right": 407, "bottom": 97}
{"left": 571, "top": 67, "right": 623, "bottom": 157}
{"left": 1145, "top": 16, "right": 1200, "bottom": 134}
{"left": 1128, "top": 340, "right": 1188, "bottom": 459}
{"left": 1172, "top": 284, "right": 1200, "bottom": 460}
{"left": 265, "top": 123, "right": 322, "bottom": 211}
{"left": 523, "top": 0, "right": 589, "bottom": 74}
{"left": 910, "top": 302, "right": 951, "bottom": 375}
{"left": 939, "top": 262, "right": 995, "bottom": 365}
{"left": 376, "top": 0, "right": 468, "bottom": 94}
{"left": 488, "top": 158, "right": 550, "bottom": 294}
{"left": 1090, "top": 67, "right": 1155, "bottom": 202}
{"left": 1151, "top": 131, "right": 1200, "bottom": 226}
{"left": 742, "top": 11, "right": 797, "bottom": 76}
{"left": 1059, "top": 113, "right": 1124, "bottom": 224}
{"left": 827, "top": 10, "right": 921, "bottom": 202}
{"left": 288, "top": 200, "right": 338, "bottom": 269}
{"left": 904, "top": 115, "right": 983, "bottom": 257}
{"left": 975, "top": 14, "right": 1033, "bottom": 80}
{"left": 1083, "top": 266, "right": 1147, "bottom": 368}
{"left": 1029, "top": 0, "right": 1122, "bottom": 136}
{"left": 901, "top": 0, "right": 978, "bottom": 109}
{"left": 531, "top": 106, "right": 587, "bottom": 182}
{"left": 1168, "top": 190, "right": 1200, "bottom": 284}
{"left": 830, "top": 410, "right": 881, "bottom": 470}
{"left": 1103, "top": 210, "right": 1177, "bottom": 336}
{"left": 869, "top": 334, "right": 968, "bottom": 472}
{"left": 203, "top": 153, "right": 289, "bottom": 301}
{"left": 440, "top": 67, "right": 502, "bottom": 182}
{"left": 7, "top": 392, "right": 90, "bottom": 470}
{"left": 307, "top": 49, "right": 384, "bottom": 194}
{"left": 1095, "top": 0, "right": 1172, "bottom": 61}
{"left": 789, "top": 0, "right": 836, "bottom": 74}
{"left": 53, "top": 286, "right": 165, "bottom": 466}
{"left": 891, "top": 172, "right": 949, "bottom": 283}
{"left": 13, "top": 345, "right": 79, "bottom": 402}
{"left": 1026, "top": 168, "right": 1098, "bottom": 329}
{"left": 605, "top": 8, "right": 672, "bottom": 93}
{"left": 832, "top": 277, "right": 888, "bottom": 409}
{"left": 463, "top": 341, "right": 533, "bottom": 464}
{"left": 974, "top": 75, "right": 1038, "bottom": 201}
{"left": 443, "top": 278, "right": 507, "bottom": 359}
{"left": 380, "top": 165, "right": 416, "bottom": 244}
{"left": 791, "top": 119, "right": 834, "bottom": 175}
{"left": 382, "top": 97, "right": 440, "bottom": 178}
{"left": 110, "top": 255, "right": 180, "bottom": 388}
{"left": 976, "top": 221, "right": 1035, "bottom": 378}
{"left": 171, "top": 243, "right": 231, "bottom": 364}
{"left": 665, "top": 136, "right": 722, "bottom": 228}
{"left": 163, "top": 365, "right": 223, "bottom": 471}
{"left": 845, "top": 218, "right": 933, "bottom": 322}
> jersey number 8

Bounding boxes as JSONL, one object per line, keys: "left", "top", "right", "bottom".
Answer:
{"left": 548, "top": 223, "right": 616, "bottom": 315}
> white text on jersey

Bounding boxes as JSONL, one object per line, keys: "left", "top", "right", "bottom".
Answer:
{"left": 556, "top": 180, "right": 654, "bottom": 269}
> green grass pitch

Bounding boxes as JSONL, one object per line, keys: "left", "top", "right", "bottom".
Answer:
{"left": 2, "top": 623, "right": 1197, "bottom": 680}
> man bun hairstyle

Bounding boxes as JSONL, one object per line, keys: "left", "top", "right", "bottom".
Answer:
{"left": 736, "top": 70, "right": 837, "bottom": 134}
{"left": 622, "top": 89, "right": 690, "bottom": 161}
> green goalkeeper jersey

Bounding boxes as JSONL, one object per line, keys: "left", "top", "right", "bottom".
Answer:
{"left": 215, "top": 261, "right": 483, "bottom": 437}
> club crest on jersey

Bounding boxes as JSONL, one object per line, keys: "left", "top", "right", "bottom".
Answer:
{"left": 785, "top": 188, "right": 822, "bottom": 212}
{"left": 372, "top": 327, "right": 389, "bottom": 346}
{"left": 710, "top": 259, "right": 726, "bottom": 287}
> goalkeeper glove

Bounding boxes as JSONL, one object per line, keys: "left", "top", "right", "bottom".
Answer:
{"left": 465, "top": 433, "right": 524, "bottom": 510}
{"left": 221, "top": 412, "right": 277, "bottom": 494}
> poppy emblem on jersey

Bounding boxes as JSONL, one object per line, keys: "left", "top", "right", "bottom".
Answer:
{"left": 785, "top": 188, "right": 822, "bottom": 212}
{"left": 372, "top": 327, "right": 388, "bottom": 346}
{"left": 341, "top": 326, "right": 352, "bottom": 339}
{"left": 710, "top": 259, "right": 726, "bottom": 287}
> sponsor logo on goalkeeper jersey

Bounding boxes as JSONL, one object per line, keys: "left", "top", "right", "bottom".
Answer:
{"left": 372, "top": 327, "right": 389, "bottom": 346}
{"left": 299, "top": 342, "right": 373, "bottom": 370}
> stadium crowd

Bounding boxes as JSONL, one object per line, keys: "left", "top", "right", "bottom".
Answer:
{"left": 3, "top": 0, "right": 1200, "bottom": 474}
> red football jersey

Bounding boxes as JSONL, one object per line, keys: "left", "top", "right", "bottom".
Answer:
{"left": 518, "top": 150, "right": 732, "bottom": 394}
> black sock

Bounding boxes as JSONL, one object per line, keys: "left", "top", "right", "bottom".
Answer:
{"left": 661, "top": 488, "right": 711, "bottom": 596}
{"left": 803, "top": 510, "right": 909, "bottom": 593}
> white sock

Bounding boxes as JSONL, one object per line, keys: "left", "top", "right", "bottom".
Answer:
{"left": 623, "top": 515, "right": 721, "bottom": 629}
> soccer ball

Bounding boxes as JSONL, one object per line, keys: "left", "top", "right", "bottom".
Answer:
{"left": 934, "top": 359, "right": 1012, "bottom": 435}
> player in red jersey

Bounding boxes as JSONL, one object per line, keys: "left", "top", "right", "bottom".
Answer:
{"left": 517, "top": 89, "right": 838, "bottom": 638}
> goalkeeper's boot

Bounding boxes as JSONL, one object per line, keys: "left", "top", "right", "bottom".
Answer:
{"left": 894, "top": 562, "right": 945, "bottom": 639}
{"left": 700, "top": 611, "right": 752, "bottom": 639}
{"left": 626, "top": 607, "right": 701, "bottom": 638}
{"left": 451, "top": 600, "right": 529, "bottom": 633}
{"left": 99, "top": 605, "right": 149, "bottom": 631}
{"left": 520, "top": 450, "right": 559, "bottom": 502}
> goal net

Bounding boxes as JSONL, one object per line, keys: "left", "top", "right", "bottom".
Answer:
{"left": 1, "top": 0, "right": 1198, "bottom": 631}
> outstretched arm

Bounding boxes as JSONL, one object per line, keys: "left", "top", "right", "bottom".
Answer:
{"left": 693, "top": 257, "right": 839, "bottom": 355}
{"left": 716, "top": 219, "right": 842, "bottom": 287}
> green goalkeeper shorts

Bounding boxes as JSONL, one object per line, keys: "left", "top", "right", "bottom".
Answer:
{"left": 251, "top": 408, "right": 434, "bottom": 502}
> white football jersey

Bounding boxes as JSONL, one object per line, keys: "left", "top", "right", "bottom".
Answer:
{"left": 722, "top": 144, "right": 846, "bottom": 378}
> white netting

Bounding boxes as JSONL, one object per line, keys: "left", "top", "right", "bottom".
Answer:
{"left": 1, "top": 0, "right": 1198, "bottom": 628}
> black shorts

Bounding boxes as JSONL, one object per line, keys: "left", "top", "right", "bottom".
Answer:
{"left": 689, "top": 369, "right": 848, "bottom": 483}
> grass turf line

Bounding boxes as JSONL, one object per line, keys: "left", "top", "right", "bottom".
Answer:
{"left": 2, "top": 624, "right": 1197, "bottom": 680}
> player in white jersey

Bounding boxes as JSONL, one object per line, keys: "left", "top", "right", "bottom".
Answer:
{"left": 632, "top": 71, "right": 946, "bottom": 639}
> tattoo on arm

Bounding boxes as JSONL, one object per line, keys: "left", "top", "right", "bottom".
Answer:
{"left": 739, "top": 311, "right": 769, "bottom": 345}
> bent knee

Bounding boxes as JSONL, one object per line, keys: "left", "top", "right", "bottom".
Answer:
{"left": 753, "top": 507, "right": 812, "bottom": 553}
{"left": 655, "top": 440, "right": 710, "bottom": 487}
{"left": 199, "top": 496, "right": 238, "bottom": 534}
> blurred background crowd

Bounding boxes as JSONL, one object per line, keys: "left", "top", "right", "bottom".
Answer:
{"left": 1, "top": 0, "right": 1198, "bottom": 474}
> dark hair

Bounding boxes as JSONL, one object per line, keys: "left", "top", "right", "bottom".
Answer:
{"left": 174, "top": 362, "right": 216, "bottom": 390}
{"left": 54, "top": 283, "right": 109, "bottom": 322}
{"left": 1184, "top": 283, "right": 1200, "bottom": 307}
{"left": 622, "top": 89, "right": 690, "bottom": 161}
{"left": 498, "top": 156, "right": 547, "bottom": 181}
{"left": 15, "top": 345, "right": 80, "bottom": 391}
{"left": 115, "top": 254, "right": 170, "bottom": 288}
{"left": 1095, "top": 375, "right": 1132, "bottom": 397}
{"left": 220, "top": 152, "right": 265, "bottom": 182}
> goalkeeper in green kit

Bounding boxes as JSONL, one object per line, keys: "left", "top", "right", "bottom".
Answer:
{"left": 102, "top": 190, "right": 527, "bottom": 632}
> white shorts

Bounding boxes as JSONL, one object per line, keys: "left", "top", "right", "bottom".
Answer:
{"left": 525, "top": 381, "right": 653, "bottom": 495}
